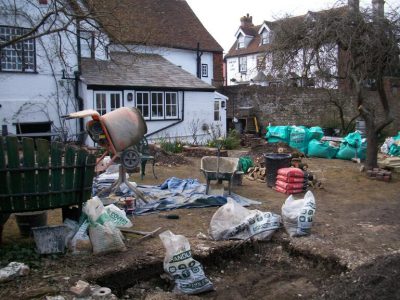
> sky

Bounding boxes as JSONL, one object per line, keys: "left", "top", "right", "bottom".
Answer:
{"left": 186, "top": 0, "right": 400, "bottom": 53}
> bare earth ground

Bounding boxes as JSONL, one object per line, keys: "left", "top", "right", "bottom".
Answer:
{"left": 1, "top": 153, "right": 399, "bottom": 299}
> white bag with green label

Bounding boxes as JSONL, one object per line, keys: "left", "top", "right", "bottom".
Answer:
{"left": 282, "top": 191, "right": 316, "bottom": 237}
{"left": 209, "top": 198, "right": 281, "bottom": 241}
{"left": 159, "top": 230, "right": 213, "bottom": 294}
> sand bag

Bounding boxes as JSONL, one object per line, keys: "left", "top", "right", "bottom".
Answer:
{"left": 277, "top": 167, "right": 305, "bottom": 178}
{"left": 209, "top": 198, "right": 281, "bottom": 241}
{"left": 70, "top": 219, "right": 92, "bottom": 254}
{"left": 159, "top": 230, "right": 213, "bottom": 294}
{"left": 276, "top": 174, "right": 306, "bottom": 183}
{"left": 83, "top": 197, "right": 126, "bottom": 255}
{"left": 281, "top": 191, "right": 316, "bottom": 237}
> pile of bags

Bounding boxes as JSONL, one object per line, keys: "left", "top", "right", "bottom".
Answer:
{"left": 65, "top": 196, "right": 132, "bottom": 255}
{"left": 275, "top": 168, "right": 308, "bottom": 194}
{"left": 381, "top": 132, "right": 400, "bottom": 157}
{"left": 209, "top": 191, "right": 316, "bottom": 240}
{"left": 266, "top": 125, "right": 367, "bottom": 161}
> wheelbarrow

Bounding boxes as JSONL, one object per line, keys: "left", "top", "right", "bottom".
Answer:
{"left": 200, "top": 156, "right": 239, "bottom": 195}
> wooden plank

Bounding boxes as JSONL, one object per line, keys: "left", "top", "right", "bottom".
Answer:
{"left": 36, "top": 139, "right": 50, "bottom": 210}
{"left": 83, "top": 153, "right": 96, "bottom": 202}
{"left": 6, "top": 136, "right": 22, "bottom": 211}
{"left": 0, "top": 137, "right": 10, "bottom": 212}
{"left": 50, "top": 142, "right": 63, "bottom": 208}
{"left": 22, "top": 138, "right": 37, "bottom": 211}
{"left": 73, "top": 150, "right": 86, "bottom": 205}
{"left": 63, "top": 146, "right": 76, "bottom": 206}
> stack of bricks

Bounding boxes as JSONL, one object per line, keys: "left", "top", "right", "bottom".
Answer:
{"left": 366, "top": 168, "right": 392, "bottom": 182}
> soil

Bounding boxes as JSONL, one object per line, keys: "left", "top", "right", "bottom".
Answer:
{"left": 1, "top": 151, "right": 400, "bottom": 299}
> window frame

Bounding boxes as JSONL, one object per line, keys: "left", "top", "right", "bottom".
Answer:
{"left": 136, "top": 91, "right": 150, "bottom": 119}
{"left": 201, "top": 64, "right": 208, "bottom": 77}
{"left": 239, "top": 56, "right": 247, "bottom": 73}
{"left": 165, "top": 92, "right": 178, "bottom": 119}
{"left": 214, "top": 101, "right": 220, "bottom": 121}
{"left": 151, "top": 92, "right": 164, "bottom": 119}
{"left": 237, "top": 35, "right": 245, "bottom": 49}
{"left": 0, "top": 25, "right": 36, "bottom": 73}
{"left": 94, "top": 91, "right": 122, "bottom": 115}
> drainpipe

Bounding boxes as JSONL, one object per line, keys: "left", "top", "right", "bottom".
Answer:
{"left": 145, "top": 92, "right": 185, "bottom": 138}
{"left": 196, "top": 43, "right": 203, "bottom": 79}
{"left": 75, "top": 19, "right": 84, "bottom": 142}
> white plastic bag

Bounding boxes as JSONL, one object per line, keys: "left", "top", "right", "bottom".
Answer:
{"left": 0, "top": 262, "right": 30, "bottom": 283}
{"left": 63, "top": 218, "right": 79, "bottom": 248}
{"left": 83, "top": 197, "right": 126, "bottom": 255}
{"left": 70, "top": 219, "right": 92, "bottom": 254}
{"left": 159, "top": 230, "right": 213, "bottom": 294}
{"left": 282, "top": 191, "right": 316, "bottom": 237}
{"left": 209, "top": 198, "right": 281, "bottom": 241}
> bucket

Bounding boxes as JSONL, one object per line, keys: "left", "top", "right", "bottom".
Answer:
{"left": 264, "top": 153, "right": 292, "bottom": 188}
{"left": 32, "top": 225, "right": 67, "bottom": 254}
{"left": 15, "top": 211, "right": 48, "bottom": 237}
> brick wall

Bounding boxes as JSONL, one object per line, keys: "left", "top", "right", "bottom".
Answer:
{"left": 218, "top": 84, "right": 399, "bottom": 135}
{"left": 212, "top": 52, "right": 224, "bottom": 88}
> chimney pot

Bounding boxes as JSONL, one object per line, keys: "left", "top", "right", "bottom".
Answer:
{"left": 240, "top": 13, "right": 254, "bottom": 28}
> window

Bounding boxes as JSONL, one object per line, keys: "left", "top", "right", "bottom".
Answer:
{"left": 94, "top": 91, "right": 122, "bottom": 115}
{"left": 0, "top": 26, "right": 36, "bottom": 72}
{"left": 201, "top": 64, "right": 208, "bottom": 77}
{"left": 80, "top": 30, "right": 95, "bottom": 58}
{"left": 136, "top": 92, "right": 150, "bottom": 118}
{"left": 151, "top": 92, "right": 163, "bottom": 118}
{"left": 261, "top": 30, "right": 270, "bottom": 45}
{"left": 214, "top": 101, "right": 220, "bottom": 121}
{"left": 238, "top": 35, "right": 245, "bottom": 49}
{"left": 95, "top": 93, "right": 106, "bottom": 115}
{"left": 239, "top": 56, "right": 247, "bottom": 73}
{"left": 165, "top": 92, "right": 178, "bottom": 118}
{"left": 257, "top": 55, "right": 266, "bottom": 71}
{"left": 110, "top": 93, "right": 121, "bottom": 111}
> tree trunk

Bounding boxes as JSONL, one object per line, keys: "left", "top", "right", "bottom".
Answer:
{"left": 364, "top": 118, "right": 379, "bottom": 169}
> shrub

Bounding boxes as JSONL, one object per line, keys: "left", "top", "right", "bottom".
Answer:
{"left": 159, "top": 137, "right": 184, "bottom": 153}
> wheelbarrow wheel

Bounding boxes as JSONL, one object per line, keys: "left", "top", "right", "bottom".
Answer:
{"left": 121, "top": 148, "right": 140, "bottom": 172}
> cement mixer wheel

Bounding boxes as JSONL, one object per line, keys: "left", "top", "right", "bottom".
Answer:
{"left": 121, "top": 148, "right": 140, "bottom": 172}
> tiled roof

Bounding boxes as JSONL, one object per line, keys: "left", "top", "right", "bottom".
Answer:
{"left": 225, "top": 6, "right": 348, "bottom": 59}
{"left": 80, "top": 53, "right": 215, "bottom": 91}
{"left": 226, "top": 25, "right": 272, "bottom": 58}
{"left": 83, "top": 0, "right": 223, "bottom": 53}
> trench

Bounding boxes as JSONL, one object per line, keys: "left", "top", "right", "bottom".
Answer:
{"left": 95, "top": 239, "right": 347, "bottom": 299}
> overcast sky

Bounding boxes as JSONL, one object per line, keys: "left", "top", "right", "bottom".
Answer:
{"left": 186, "top": 0, "right": 400, "bottom": 53}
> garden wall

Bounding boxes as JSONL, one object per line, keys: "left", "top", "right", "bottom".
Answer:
{"left": 218, "top": 83, "right": 400, "bottom": 135}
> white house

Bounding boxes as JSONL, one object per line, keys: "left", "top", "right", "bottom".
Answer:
{"left": 224, "top": 12, "right": 342, "bottom": 88}
{"left": 0, "top": 0, "right": 227, "bottom": 143}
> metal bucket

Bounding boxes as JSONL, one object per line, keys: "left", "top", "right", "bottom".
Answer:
{"left": 264, "top": 153, "right": 292, "bottom": 188}
{"left": 32, "top": 225, "right": 67, "bottom": 254}
{"left": 101, "top": 107, "right": 147, "bottom": 152}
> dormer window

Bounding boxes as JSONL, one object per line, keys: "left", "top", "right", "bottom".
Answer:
{"left": 238, "top": 35, "right": 245, "bottom": 49}
{"left": 261, "top": 31, "right": 270, "bottom": 45}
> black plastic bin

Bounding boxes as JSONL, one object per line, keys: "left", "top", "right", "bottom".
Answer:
{"left": 264, "top": 153, "right": 292, "bottom": 187}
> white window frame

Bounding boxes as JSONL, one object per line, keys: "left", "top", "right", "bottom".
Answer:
{"left": 261, "top": 30, "right": 270, "bottom": 45}
{"left": 214, "top": 101, "right": 220, "bottom": 121}
{"left": 239, "top": 56, "right": 247, "bottom": 73}
{"left": 237, "top": 35, "right": 245, "bottom": 49}
{"left": 0, "top": 26, "right": 36, "bottom": 72}
{"left": 136, "top": 91, "right": 150, "bottom": 119}
{"left": 151, "top": 92, "right": 164, "bottom": 119}
{"left": 94, "top": 91, "right": 122, "bottom": 115}
{"left": 165, "top": 92, "right": 178, "bottom": 119}
{"left": 201, "top": 64, "right": 208, "bottom": 77}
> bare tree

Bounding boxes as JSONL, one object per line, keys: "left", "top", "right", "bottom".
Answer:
{"left": 270, "top": 2, "right": 400, "bottom": 168}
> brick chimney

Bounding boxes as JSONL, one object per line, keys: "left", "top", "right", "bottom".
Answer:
{"left": 372, "top": 0, "right": 385, "bottom": 19}
{"left": 348, "top": 0, "right": 359, "bottom": 12}
{"left": 240, "top": 14, "right": 253, "bottom": 28}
